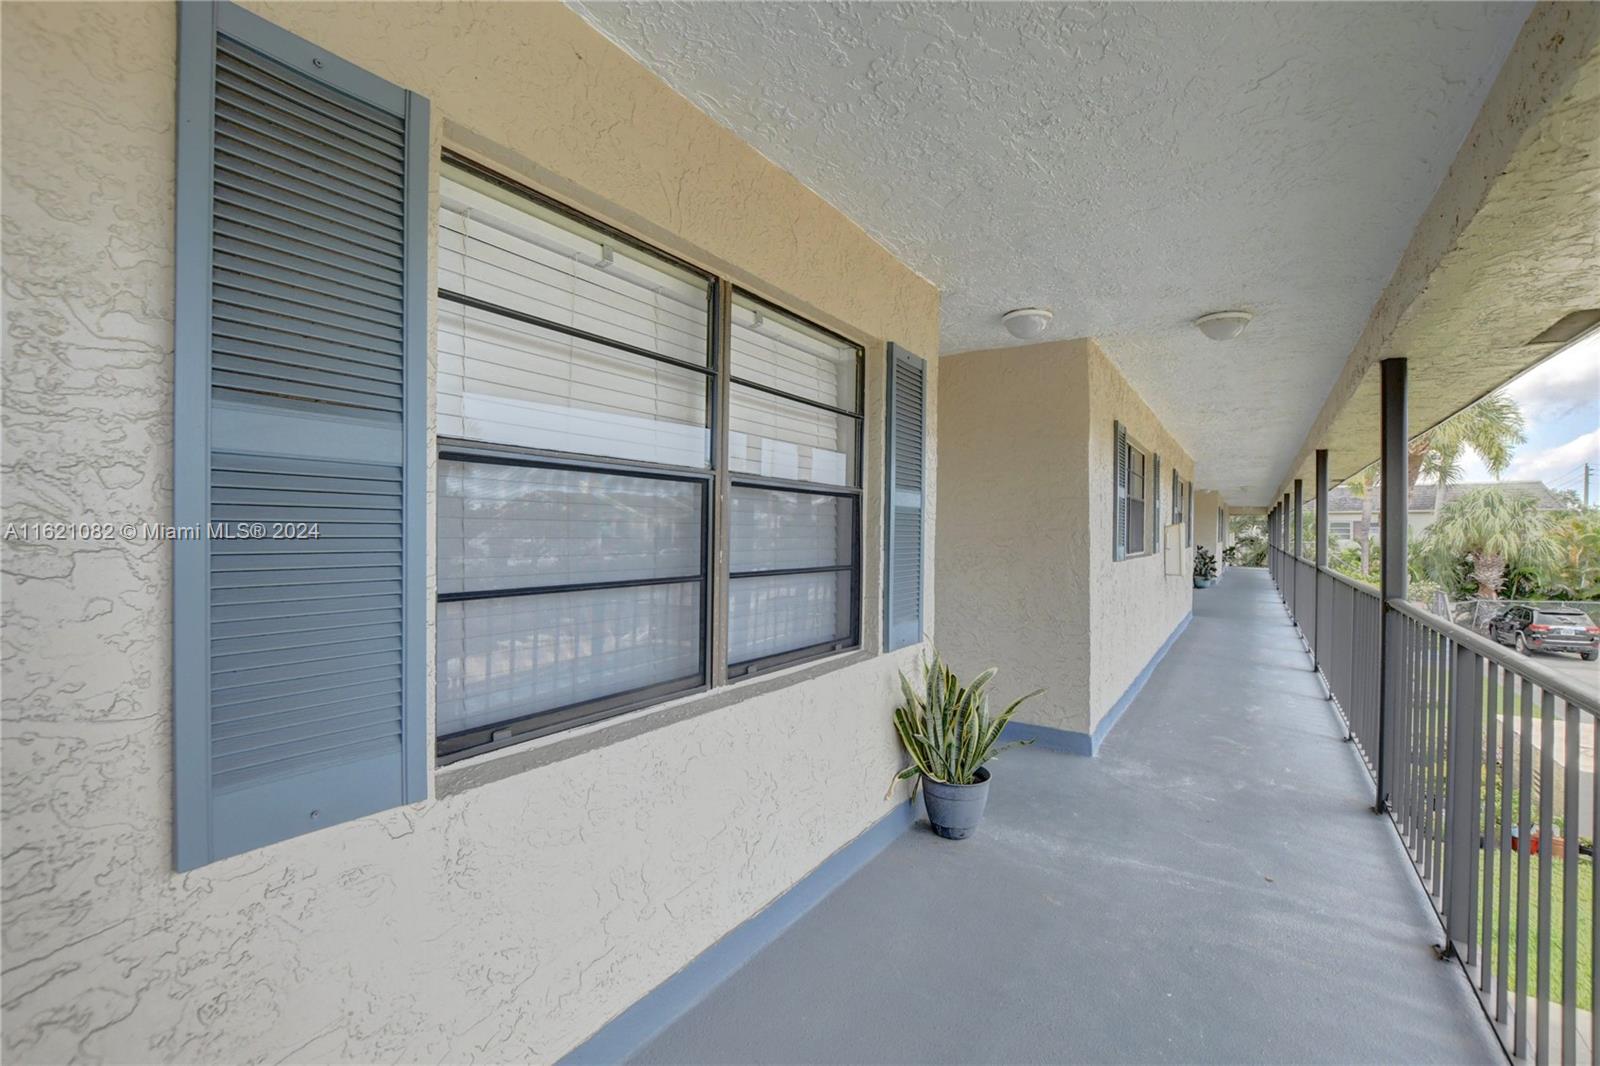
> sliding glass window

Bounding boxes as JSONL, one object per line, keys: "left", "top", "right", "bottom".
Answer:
{"left": 434, "top": 156, "right": 865, "bottom": 761}
{"left": 727, "top": 294, "right": 862, "bottom": 676}
{"left": 435, "top": 156, "right": 714, "bottom": 760}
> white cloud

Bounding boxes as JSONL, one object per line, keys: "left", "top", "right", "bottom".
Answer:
{"left": 1502, "top": 331, "right": 1600, "bottom": 422}
{"left": 1504, "top": 426, "right": 1600, "bottom": 485}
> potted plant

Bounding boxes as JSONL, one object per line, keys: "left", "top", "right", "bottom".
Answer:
{"left": 890, "top": 652, "right": 1042, "bottom": 840}
{"left": 1193, "top": 546, "right": 1218, "bottom": 588}
{"left": 1222, "top": 544, "right": 1239, "bottom": 568}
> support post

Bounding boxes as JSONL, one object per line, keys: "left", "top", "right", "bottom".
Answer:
{"left": 1293, "top": 479, "right": 1304, "bottom": 560}
{"left": 1314, "top": 451, "right": 1329, "bottom": 569}
{"left": 1376, "top": 357, "right": 1407, "bottom": 815}
{"left": 1282, "top": 492, "right": 1292, "bottom": 602}
{"left": 1314, "top": 449, "right": 1329, "bottom": 674}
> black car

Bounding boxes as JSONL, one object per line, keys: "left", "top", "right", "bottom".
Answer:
{"left": 1487, "top": 606, "right": 1599, "bottom": 661}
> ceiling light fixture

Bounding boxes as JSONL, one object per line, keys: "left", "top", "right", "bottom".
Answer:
{"left": 1194, "top": 310, "right": 1253, "bottom": 342}
{"left": 1002, "top": 307, "right": 1053, "bottom": 340}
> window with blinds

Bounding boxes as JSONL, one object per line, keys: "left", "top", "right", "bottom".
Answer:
{"left": 1126, "top": 442, "right": 1148, "bottom": 556}
{"left": 434, "top": 155, "right": 866, "bottom": 761}
{"left": 727, "top": 293, "right": 862, "bottom": 676}
{"left": 435, "top": 156, "right": 715, "bottom": 760}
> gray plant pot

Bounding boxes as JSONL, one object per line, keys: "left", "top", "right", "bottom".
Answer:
{"left": 1194, "top": 577, "right": 1216, "bottom": 588}
{"left": 922, "top": 767, "right": 991, "bottom": 840}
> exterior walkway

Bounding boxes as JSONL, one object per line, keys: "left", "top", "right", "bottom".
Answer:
{"left": 632, "top": 568, "right": 1503, "bottom": 1064}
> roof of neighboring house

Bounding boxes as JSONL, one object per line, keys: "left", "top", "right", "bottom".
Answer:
{"left": 1325, "top": 480, "right": 1566, "bottom": 515}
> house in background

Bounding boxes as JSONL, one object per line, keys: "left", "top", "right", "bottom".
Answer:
{"left": 1323, "top": 479, "right": 1567, "bottom": 549}
{"left": 3, "top": 2, "right": 1598, "bottom": 1064}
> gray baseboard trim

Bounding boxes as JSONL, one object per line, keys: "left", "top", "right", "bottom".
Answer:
{"left": 1004, "top": 611, "right": 1193, "bottom": 757}
{"left": 558, "top": 797, "right": 920, "bottom": 1065}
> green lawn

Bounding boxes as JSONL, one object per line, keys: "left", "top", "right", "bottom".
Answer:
{"left": 1476, "top": 848, "right": 1593, "bottom": 1011}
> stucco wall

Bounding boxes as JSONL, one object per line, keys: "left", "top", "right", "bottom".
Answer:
{"left": 1084, "top": 342, "right": 1195, "bottom": 730}
{"left": 935, "top": 340, "right": 1192, "bottom": 737}
{"left": 933, "top": 341, "right": 1093, "bottom": 731}
{"left": 1194, "top": 489, "right": 1228, "bottom": 561}
{"left": 0, "top": 3, "right": 939, "bottom": 1062}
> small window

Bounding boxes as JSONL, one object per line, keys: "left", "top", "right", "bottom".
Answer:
{"left": 727, "top": 293, "right": 863, "bottom": 677}
{"left": 1126, "top": 442, "right": 1148, "bottom": 556}
{"left": 1330, "top": 521, "right": 1353, "bottom": 540}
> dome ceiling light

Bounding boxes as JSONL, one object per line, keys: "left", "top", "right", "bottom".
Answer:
{"left": 1001, "top": 307, "right": 1053, "bottom": 340}
{"left": 1194, "top": 310, "right": 1253, "bottom": 342}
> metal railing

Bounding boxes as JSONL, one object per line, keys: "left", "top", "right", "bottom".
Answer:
{"left": 1269, "top": 544, "right": 1600, "bottom": 1064}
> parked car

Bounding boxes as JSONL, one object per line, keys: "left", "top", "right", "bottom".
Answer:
{"left": 1486, "top": 606, "right": 1599, "bottom": 661}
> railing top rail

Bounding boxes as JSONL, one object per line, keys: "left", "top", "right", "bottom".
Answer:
{"left": 1387, "top": 597, "right": 1600, "bottom": 714}
{"left": 1315, "top": 562, "right": 1381, "bottom": 600}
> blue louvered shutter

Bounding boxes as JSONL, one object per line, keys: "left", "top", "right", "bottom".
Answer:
{"left": 173, "top": 2, "right": 428, "bottom": 870}
{"left": 1113, "top": 421, "right": 1128, "bottom": 561}
{"left": 884, "top": 344, "right": 926, "bottom": 651}
{"left": 1151, "top": 454, "right": 1162, "bottom": 552}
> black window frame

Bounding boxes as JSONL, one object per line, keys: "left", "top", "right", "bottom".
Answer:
{"left": 1125, "top": 438, "right": 1150, "bottom": 557}
{"left": 725, "top": 287, "right": 865, "bottom": 681}
{"left": 433, "top": 152, "right": 864, "bottom": 763}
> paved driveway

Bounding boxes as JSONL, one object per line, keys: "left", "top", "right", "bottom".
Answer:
{"left": 1527, "top": 649, "right": 1600, "bottom": 699}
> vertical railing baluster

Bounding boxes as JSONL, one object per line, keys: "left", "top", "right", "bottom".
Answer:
{"left": 1446, "top": 633, "right": 1459, "bottom": 928}
{"left": 1498, "top": 663, "right": 1514, "bottom": 1023}
{"left": 1410, "top": 617, "right": 1423, "bottom": 854}
{"left": 1422, "top": 623, "right": 1434, "bottom": 872}
{"left": 1401, "top": 616, "right": 1414, "bottom": 842}
{"left": 1438, "top": 631, "right": 1451, "bottom": 915}
{"left": 1408, "top": 614, "right": 1420, "bottom": 845}
{"left": 1427, "top": 624, "right": 1440, "bottom": 870}
{"left": 1348, "top": 584, "right": 1358, "bottom": 747}
{"left": 1517, "top": 676, "right": 1535, "bottom": 1058}
{"left": 1420, "top": 621, "right": 1433, "bottom": 874}
{"left": 1561, "top": 696, "right": 1578, "bottom": 1066}
{"left": 1374, "top": 593, "right": 1384, "bottom": 772}
{"left": 1346, "top": 584, "right": 1355, "bottom": 741}
{"left": 1482, "top": 662, "right": 1500, "bottom": 993}
{"left": 1538, "top": 686, "right": 1556, "bottom": 1066}
{"left": 1463, "top": 648, "right": 1484, "bottom": 966}
{"left": 1590, "top": 704, "right": 1597, "bottom": 1066}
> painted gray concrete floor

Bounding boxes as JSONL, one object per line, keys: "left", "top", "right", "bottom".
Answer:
{"left": 632, "top": 568, "right": 1503, "bottom": 1065}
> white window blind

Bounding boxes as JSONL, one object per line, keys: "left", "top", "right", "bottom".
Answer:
{"left": 437, "top": 164, "right": 712, "bottom": 466}
{"left": 1127, "top": 443, "right": 1148, "bottom": 555}
{"left": 728, "top": 295, "right": 861, "bottom": 669}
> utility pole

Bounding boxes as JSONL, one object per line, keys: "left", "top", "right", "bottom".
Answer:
{"left": 1585, "top": 463, "right": 1593, "bottom": 509}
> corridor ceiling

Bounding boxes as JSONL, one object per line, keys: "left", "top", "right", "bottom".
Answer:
{"left": 571, "top": 1, "right": 1531, "bottom": 505}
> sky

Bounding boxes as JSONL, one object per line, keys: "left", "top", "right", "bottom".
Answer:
{"left": 1455, "top": 328, "right": 1600, "bottom": 504}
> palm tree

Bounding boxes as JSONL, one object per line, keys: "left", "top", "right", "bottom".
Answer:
{"left": 1423, "top": 487, "right": 1556, "bottom": 598}
{"left": 1344, "top": 464, "right": 1378, "bottom": 577}
{"left": 1407, "top": 391, "right": 1525, "bottom": 502}
{"left": 1542, "top": 511, "right": 1600, "bottom": 600}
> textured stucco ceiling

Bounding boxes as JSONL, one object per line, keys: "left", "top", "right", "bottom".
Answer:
{"left": 571, "top": 1, "right": 1529, "bottom": 504}
{"left": 1274, "top": 4, "right": 1600, "bottom": 503}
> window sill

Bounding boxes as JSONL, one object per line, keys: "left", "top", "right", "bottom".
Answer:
{"left": 435, "top": 644, "right": 877, "bottom": 799}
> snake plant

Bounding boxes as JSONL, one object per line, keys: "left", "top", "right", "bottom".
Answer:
{"left": 891, "top": 651, "right": 1043, "bottom": 788}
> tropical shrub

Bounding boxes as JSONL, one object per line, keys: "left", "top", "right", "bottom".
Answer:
{"left": 1194, "top": 546, "right": 1218, "bottom": 580}
{"left": 1540, "top": 510, "right": 1600, "bottom": 601}
{"left": 1419, "top": 487, "right": 1556, "bottom": 598}
{"left": 891, "top": 652, "right": 1042, "bottom": 788}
